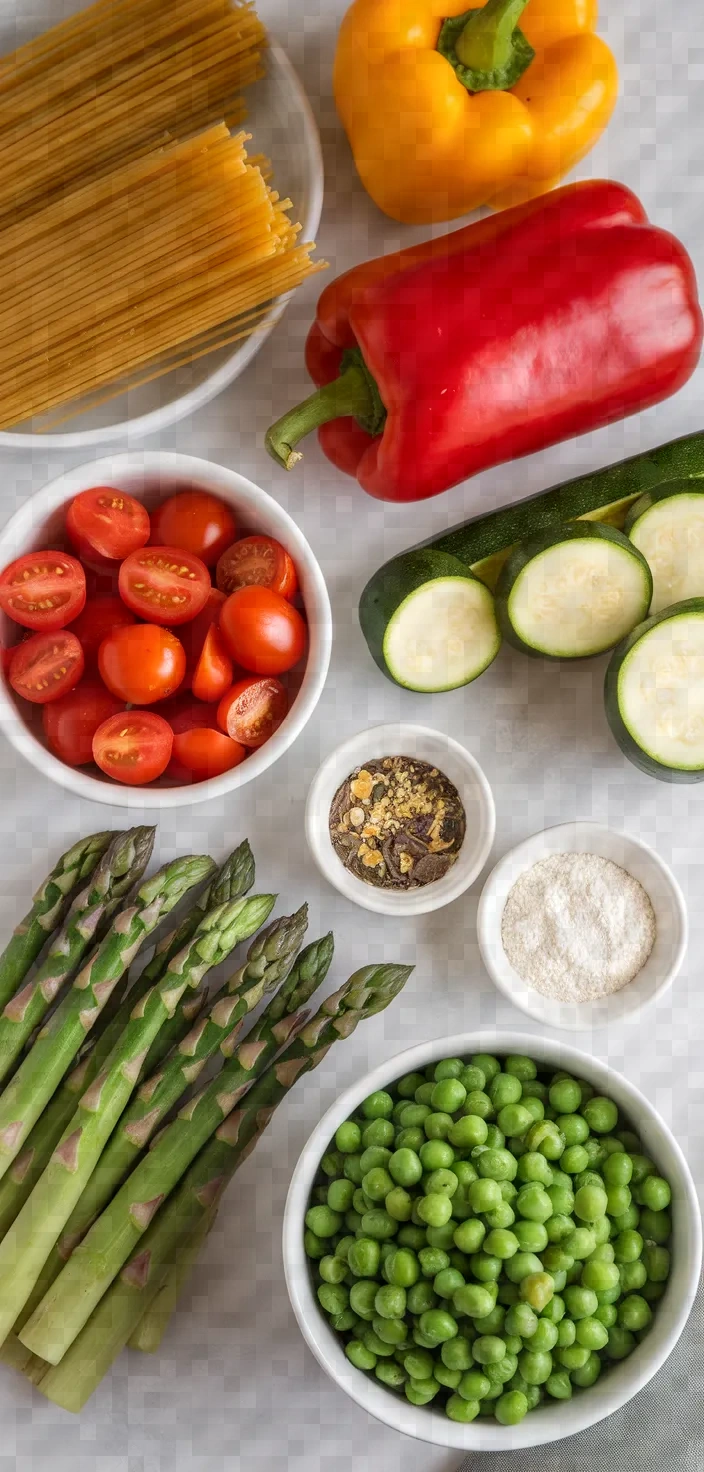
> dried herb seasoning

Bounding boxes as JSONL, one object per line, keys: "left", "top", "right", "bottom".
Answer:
{"left": 329, "top": 756, "right": 466, "bottom": 891}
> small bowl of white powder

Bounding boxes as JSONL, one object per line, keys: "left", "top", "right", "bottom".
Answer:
{"left": 477, "top": 821, "right": 687, "bottom": 1030}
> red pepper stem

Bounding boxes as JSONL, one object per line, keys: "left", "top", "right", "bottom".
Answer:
{"left": 265, "top": 361, "right": 376, "bottom": 471}
{"left": 455, "top": 0, "right": 530, "bottom": 74}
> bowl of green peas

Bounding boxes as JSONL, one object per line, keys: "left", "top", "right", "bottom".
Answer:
{"left": 283, "top": 1034, "right": 701, "bottom": 1451}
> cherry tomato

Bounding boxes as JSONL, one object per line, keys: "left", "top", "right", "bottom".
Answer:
{"left": 170, "top": 729, "right": 246, "bottom": 782}
{"left": 219, "top": 586, "right": 307, "bottom": 676}
{"left": 217, "top": 676, "right": 288, "bottom": 748}
{"left": 119, "top": 546, "right": 211, "bottom": 626}
{"left": 8, "top": 631, "right": 84, "bottom": 705}
{"left": 93, "top": 711, "right": 173, "bottom": 786}
{"left": 150, "top": 491, "right": 236, "bottom": 567}
{"left": 0, "top": 551, "right": 86, "bottom": 632}
{"left": 43, "top": 682, "right": 123, "bottom": 766}
{"left": 216, "top": 535, "right": 298, "bottom": 601}
{"left": 161, "top": 698, "right": 221, "bottom": 734}
{"left": 180, "top": 587, "right": 226, "bottom": 681}
{"left": 69, "top": 596, "right": 136, "bottom": 664}
{"left": 98, "top": 624, "right": 186, "bottom": 706}
{"left": 192, "top": 625, "right": 233, "bottom": 703}
{"left": 66, "top": 487, "right": 150, "bottom": 564}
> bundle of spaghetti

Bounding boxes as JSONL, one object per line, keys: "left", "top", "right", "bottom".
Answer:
{"left": 0, "top": 0, "right": 267, "bottom": 220}
{"left": 0, "top": 125, "right": 324, "bottom": 429}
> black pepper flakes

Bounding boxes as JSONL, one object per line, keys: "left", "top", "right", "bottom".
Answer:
{"left": 329, "top": 756, "right": 466, "bottom": 891}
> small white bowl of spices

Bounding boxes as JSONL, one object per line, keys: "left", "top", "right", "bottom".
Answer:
{"left": 477, "top": 821, "right": 687, "bottom": 1030}
{"left": 306, "top": 723, "right": 495, "bottom": 916}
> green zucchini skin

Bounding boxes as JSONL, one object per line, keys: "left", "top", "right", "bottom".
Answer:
{"left": 495, "top": 522, "right": 653, "bottom": 660}
{"left": 623, "top": 476, "right": 704, "bottom": 534}
{"left": 605, "top": 598, "right": 704, "bottom": 783}
{"left": 359, "top": 547, "right": 492, "bottom": 686}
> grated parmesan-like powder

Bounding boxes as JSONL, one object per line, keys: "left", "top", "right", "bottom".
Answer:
{"left": 501, "top": 852, "right": 657, "bottom": 1003}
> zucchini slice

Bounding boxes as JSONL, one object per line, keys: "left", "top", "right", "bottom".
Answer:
{"left": 605, "top": 599, "right": 704, "bottom": 781}
{"left": 364, "top": 549, "right": 501, "bottom": 692}
{"left": 496, "top": 523, "right": 652, "bottom": 659}
{"left": 625, "top": 479, "right": 704, "bottom": 613}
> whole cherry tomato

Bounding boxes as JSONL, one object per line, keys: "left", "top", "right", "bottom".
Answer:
{"left": 118, "top": 546, "right": 210, "bottom": 626}
{"left": 150, "top": 491, "right": 236, "bottom": 567}
{"left": 9, "top": 631, "right": 84, "bottom": 704}
{"left": 219, "top": 587, "right": 306, "bottom": 676}
{"left": 170, "top": 729, "right": 246, "bottom": 782}
{"left": 161, "top": 697, "right": 221, "bottom": 734}
{"left": 43, "top": 682, "right": 123, "bottom": 766}
{"left": 0, "top": 551, "right": 86, "bottom": 632}
{"left": 216, "top": 535, "right": 298, "bottom": 601}
{"left": 92, "top": 711, "right": 173, "bottom": 785}
{"left": 98, "top": 624, "right": 186, "bottom": 705}
{"left": 66, "top": 487, "right": 150, "bottom": 563}
{"left": 69, "top": 596, "right": 136, "bottom": 664}
{"left": 217, "top": 676, "right": 288, "bottom": 748}
{"left": 192, "top": 625, "right": 233, "bottom": 703}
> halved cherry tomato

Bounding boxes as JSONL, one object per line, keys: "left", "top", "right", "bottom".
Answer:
{"left": 170, "top": 728, "right": 246, "bottom": 782}
{"left": 93, "top": 711, "right": 173, "bottom": 785}
{"left": 9, "top": 631, "right": 84, "bottom": 704}
{"left": 180, "top": 587, "right": 226, "bottom": 682}
{"left": 150, "top": 491, "right": 236, "bottom": 567}
{"left": 0, "top": 551, "right": 86, "bottom": 632}
{"left": 119, "top": 546, "right": 210, "bottom": 626}
{"left": 66, "top": 487, "right": 150, "bottom": 564}
{"left": 43, "top": 682, "right": 123, "bottom": 766}
{"left": 69, "top": 596, "right": 136, "bottom": 664}
{"left": 219, "top": 586, "right": 307, "bottom": 676}
{"left": 160, "top": 697, "right": 221, "bottom": 735}
{"left": 192, "top": 625, "right": 233, "bottom": 703}
{"left": 98, "top": 624, "right": 186, "bottom": 706}
{"left": 216, "top": 535, "right": 298, "bottom": 601}
{"left": 217, "top": 675, "right": 288, "bottom": 748}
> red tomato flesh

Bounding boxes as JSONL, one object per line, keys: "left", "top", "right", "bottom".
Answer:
{"left": 98, "top": 624, "right": 186, "bottom": 706}
{"left": 170, "top": 728, "right": 246, "bottom": 782}
{"left": 192, "top": 625, "right": 233, "bottom": 703}
{"left": 219, "top": 586, "right": 307, "bottom": 676}
{"left": 150, "top": 491, "right": 236, "bottom": 567}
{"left": 43, "top": 682, "right": 123, "bottom": 766}
{"left": 93, "top": 711, "right": 173, "bottom": 785}
{"left": 216, "top": 535, "right": 298, "bottom": 601}
{"left": 69, "top": 596, "right": 136, "bottom": 664}
{"left": 217, "top": 675, "right": 288, "bottom": 748}
{"left": 181, "top": 587, "right": 226, "bottom": 682}
{"left": 119, "top": 546, "right": 211, "bottom": 626}
{"left": 9, "top": 631, "right": 84, "bottom": 704}
{"left": 66, "top": 487, "right": 150, "bottom": 563}
{"left": 0, "top": 551, "right": 86, "bottom": 632}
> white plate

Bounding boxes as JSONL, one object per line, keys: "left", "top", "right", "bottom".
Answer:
{"left": 0, "top": 14, "right": 323, "bottom": 449}
{"left": 477, "top": 821, "right": 688, "bottom": 1030}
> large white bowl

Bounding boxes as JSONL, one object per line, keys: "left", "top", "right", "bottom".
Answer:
{"left": 283, "top": 1031, "right": 701, "bottom": 1453}
{"left": 477, "top": 822, "right": 688, "bottom": 1031}
{"left": 0, "top": 452, "right": 332, "bottom": 807}
{"left": 0, "top": 15, "right": 323, "bottom": 449}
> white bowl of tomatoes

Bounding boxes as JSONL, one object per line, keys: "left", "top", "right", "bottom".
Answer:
{"left": 0, "top": 452, "right": 332, "bottom": 807}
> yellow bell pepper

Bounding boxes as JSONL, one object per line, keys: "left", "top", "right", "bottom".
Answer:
{"left": 334, "top": 0, "right": 619, "bottom": 224}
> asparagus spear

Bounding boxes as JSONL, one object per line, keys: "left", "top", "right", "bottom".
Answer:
{"left": 0, "top": 847, "right": 209, "bottom": 1186}
{"left": 127, "top": 1205, "right": 218, "bottom": 1354}
{"left": 35, "top": 961, "right": 412, "bottom": 1410}
{"left": 0, "top": 832, "right": 113, "bottom": 1016}
{"left": 39, "top": 906, "right": 307, "bottom": 1279}
{"left": 0, "top": 888, "right": 273, "bottom": 1346}
{"left": 0, "top": 829, "right": 155, "bottom": 1087}
{"left": 0, "top": 847, "right": 255, "bottom": 1241}
{"left": 22, "top": 931, "right": 333, "bottom": 1362}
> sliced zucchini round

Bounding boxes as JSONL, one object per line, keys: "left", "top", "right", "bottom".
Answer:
{"left": 366, "top": 548, "right": 500, "bottom": 693}
{"left": 625, "top": 478, "right": 704, "bottom": 613}
{"left": 605, "top": 598, "right": 704, "bottom": 781}
{"left": 496, "top": 522, "right": 653, "bottom": 659}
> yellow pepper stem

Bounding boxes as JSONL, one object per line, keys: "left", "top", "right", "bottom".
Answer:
{"left": 439, "top": 0, "right": 534, "bottom": 93}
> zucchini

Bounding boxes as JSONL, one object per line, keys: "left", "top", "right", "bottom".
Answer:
{"left": 496, "top": 523, "right": 652, "bottom": 660}
{"left": 605, "top": 599, "right": 704, "bottom": 782}
{"left": 363, "top": 548, "right": 501, "bottom": 692}
{"left": 625, "top": 478, "right": 704, "bottom": 614}
{"left": 360, "top": 431, "right": 704, "bottom": 689}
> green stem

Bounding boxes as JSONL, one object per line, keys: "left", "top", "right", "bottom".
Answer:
{"left": 456, "top": 0, "right": 529, "bottom": 71}
{"left": 127, "top": 1206, "right": 217, "bottom": 1353}
{"left": 265, "top": 354, "right": 381, "bottom": 471}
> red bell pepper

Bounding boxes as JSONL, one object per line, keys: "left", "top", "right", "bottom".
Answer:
{"left": 265, "top": 181, "right": 702, "bottom": 504}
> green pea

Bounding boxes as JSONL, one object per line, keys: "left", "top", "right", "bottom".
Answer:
{"left": 321, "top": 1151, "right": 345, "bottom": 1179}
{"left": 612, "top": 1204, "right": 640, "bottom": 1233}
{"left": 416, "top": 1193, "right": 452, "bottom": 1228}
{"left": 561, "top": 1145, "right": 590, "bottom": 1176}
{"left": 471, "top": 1334, "right": 506, "bottom": 1366}
{"left": 603, "top": 1151, "right": 633, "bottom": 1187}
{"left": 576, "top": 1317, "right": 609, "bottom": 1351}
{"left": 399, "top": 1103, "right": 431, "bottom": 1133}
{"left": 375, "top": 1360, "right": 407, "bottom": 1389}
{"left": 529, "top": 1319, "right": 558, "bottom": 1353}
{"left": 372, "top": 1315, "right": 408, "bottom": 1346}
{"left": 505, "top": 1251, "right": 542, "bottom": 1284}
{"left": 470, "top": 1254, "right": 503, "bottom": 1284}
{"left": 331, "top": 1308, "right": 361, "bottom": 1333}
{"left": 431, "top": 1362, "right": 459, "bottom": 1391}
{"left": 517, "top": 1153, "right": 554, "bottom": 1187}
{"left": 319, "top": 1254, "right": 348, "bottom": 1285}
{"left": 343, "top": 1155, "right": 364, "bottom": 1185}
{"left": 496, "top": 1103, "right": 533, "bottom": 1139}
{"left": 346, "top": 1339, "right": 376, "bottom": 1371}
{"left": 407, "top": 1280, "right": 437, "bottom": 1315}
{"left": 360, "top": 1210, "right": 398, "bottom": 1241}
{"left": 424, "top": 1111, "right": 455, "bottom": 1141}
{"left": 557, "top": 1114, "right": 590, "bottom": 1147}
{"left": 643, "top": 1244, "right": 670, "bottom": 1282}
{"left": 449, "top": 1114, "right": 488, "bottom": 1149}
{"left": 607, "top": 1325, "right": 636, "bottom": 1360}
{"left": 463, "top": 1090, "right": 494, "bottom": 1120}
{"left": 362, "top": 1090, "right": 394, "bottom": 1121}
{"left": 344, "top": 1210, "right": 364, "bottom": 1235}
{"left": 394, "top": 1127, "right": 424, "bottom": 1153}
{"left": 618, "top": 1294, "right": 652, "bottom": 1332}
{"left": 431, "top": 1078, "right": 467, "bottom": 1115}
{"left": 619, "top": 1260, "right": 647, "bottom": 1293}
{"left": 347, "top": 1237, "right": 381, "bottom": 1279}
{"left": 475, "top": 1148, "right": 516, "bottom": 1183}
{"left": 459, "top": 1065, "right": 486, "bottom": 1092}
{"left": 526, "top": 1120, "right": 565, "bottom": 1160}
{"left": 640, "top": 1208, "right": 672, "bottom": 1244}
{"left": 318, "top": 1282, "right": 349, "bottom": 1316}
{"left": 614, "top": 1229, "right": 644, "bottom": 1263}
{"left": 352, "top": 1189, "right": 371, "bottom": 1216}
{"left": 414, "top": 1082, "right": 435, "bottom": 1107}
{"left": 489, "top": 1073, "right": 523, "bottom": 1110}
{"left": 581, "top": 1258, "right": 620, "bottom": 1293}
{"left": 397, "top": 1072, "right": 427, "bottom": 1099}
{"left": 521, "top": 1097, "right": 546, "bottom": 1125}
{"left": 642, "top": 1279, "right": 666, "bottom": 1304}
{"left": 518, "top": 1349, "right": 553, "bottom": 1385}
{"left": 473, "top": 1307, "right": 506, "bottom": 1338}
{"left": 413, "top": 1326, "right": 438, "bottom": 1350}
{"left": 519, "top": 1273, "right": 554, "bottom": 1312}
{"left": 504, "top": 1055, "right": 537, "bottom": 1082}
{"left": 521, "top": 1080, "right": 548, "bottom": 1102}
{"left": 502, "top": 1301, "right": 536, "bottom": 1339}
{"left": 582, "top": 1097, "right": 618, "bottom": 1135}
{"left": 574, "top": 1184, "right": 608, "bottom": 1222}
{"left": 484, "top": 1203, "right": 516, "bottom": 1232}
{"left": 512, "top": 1221, "right": 548, "bottom": 1254}
{"left": 362, "top": 1119, "right": 395, "bottom": 1154}
{"left": 549, "top": 1078, "right": 582, "bottom": 1115}
{"left": 564, "top": 1285, "right": 598, "bottom": 1320}
{"left": 557, "top": 1319, "right": 576, "bottom": 1347}
{"left": 434, "top": 1267, "right": 466, "bottom": 1300}
{"left": 453, "top": 1284, "right": 496, "bottom": 1319}
{"left": 419, "top": 1138, "right": 455, "bottom": 1172}
{"left": 630, "top": 1153, "right": 656, "bottom": 1184}
{"left": 304, "top": 1229, "right": 326, "bottom": 1260}
{"left": 434, "top": 1057, "right": 464, "bottom": 1081}
{"left": 446, "top": 1393, "right": 481, "bottom": 1422}
{"left": 606, "top": 1184, "right": 632, "bottom": 1217}
{"left": 464, "top": 1178, "right": 498, "bottom": 1215}
{"left": 480, "top": 1229, "right": 516, "bottom": 1261}
{"left": 335, "top": 1121, "right": 362, "bottom": 1154}
{"left": 563, "top": 1227, "right": 596, "bottom": 1260}
{"left": 383, "top": 1186, "right": 411, "bottom": 1222}
{"left": 305, "top": 1205, "right": 342, "bottom": 1238}
{"left": 571, "top": 1352, "right": 602, "bottom": 1388}
{"left": 545, "top": 1369, "right": 572, "bottom": 1401}
{"left": 441, "top": 1336, "right": 474, "bottom": 1372}
{"left": 541, "top": 1246, "right": 574, "bottom": 1276}
{"left": 595, "top": 1302, "right": 618, "bottom": 1328}
{"left": 557, "top": 1344, "right": 590, "bottom": 1371}
{"left": 636, "top": 1175, "right": 672, "bottom": 1212}
{"left": 471, "top": 1054, "right": 501, "bottom": 1082}
{"left": 516, "top": 1184, "right": 553, "bottom": 1223}
{"left": 406, "top": 1376, "right": 442, "bottom": 1406}
{"left": 484, "top": 1125, "right": 506, "bottom": 1151}
{"left": 419, "top": 1308, "right": 459, "bottom": 1345}
{"left": 359, "top": 1146, "right": 392, "bottom": 1175}
{"left": 402, "top": 1348, "right": 434, "bottom": 1380}
{"left": 540, "top": 1293, "right": 566, "bottom": 1325}
{"left": 362, "top": 1168, "right": 394, "bottom": 1203}
{"left": 426, "top": 1222, "right": 457, "bottom": 1250}
{"left": 374, "top": 1283, "right": 406, "bottom": 1320}
{"left": 326, "top": 1178, "right": 355, "bottom": 1214}
{"left": 362, "top": 1326, "right": 395, "bottom": 1357}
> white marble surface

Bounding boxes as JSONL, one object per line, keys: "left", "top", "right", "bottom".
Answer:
{"left": 1, "top": 1, "right": 703, "bottom": 1468}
